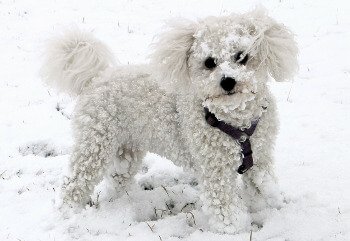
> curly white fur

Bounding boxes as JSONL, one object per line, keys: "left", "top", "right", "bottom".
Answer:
{"left": 41, "top": 30, "right": 115, "bottom": 95}
{"left": 42, "top": 9, "right": 298, "bottom": 234}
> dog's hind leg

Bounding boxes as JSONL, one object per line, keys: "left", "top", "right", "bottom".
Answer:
{"left": 61, "top": 126, "right": 115, "bottom": 208}
{"left": 105, "top": 146, "right": 145, "bottom": 196}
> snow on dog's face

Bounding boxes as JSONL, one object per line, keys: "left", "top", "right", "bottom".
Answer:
{"left": 188, "top": 17, "right": 267, "bottom": 125}
{"left": 151, "top": 8, "right": 298, "bottom": 125}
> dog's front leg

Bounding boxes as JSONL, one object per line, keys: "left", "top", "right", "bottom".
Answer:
{"left": 241, "top": 107, "right": 284, "bottom": 222}
{"left": 242, "top": 115, "right": 283, "bottom": 224}
{"left": 199, "top": 160, "right": 251, "bottom": 234}
{"left": 241, "top": 153, "right": 284, "bottom": 227}
{"left": 242, "top": 157, "right": 283, "bottom": 209}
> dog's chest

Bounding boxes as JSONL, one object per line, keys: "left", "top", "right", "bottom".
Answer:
{"left": 179, "top": 111, "right": 243, "bottom": 167}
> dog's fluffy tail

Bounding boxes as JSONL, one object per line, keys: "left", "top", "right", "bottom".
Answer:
{"left": 41, "top": 30, "right": 115, "bottom": 95}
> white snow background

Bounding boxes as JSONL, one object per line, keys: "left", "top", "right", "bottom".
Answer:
{"left": 1, "top": 0, "right": 350, "bottom": 240}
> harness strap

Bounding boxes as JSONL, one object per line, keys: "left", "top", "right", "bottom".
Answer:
{"left": 204, "top": 107, "right": 259, "bottom": 174}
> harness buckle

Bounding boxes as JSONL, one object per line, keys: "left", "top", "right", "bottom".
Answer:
{"left": 238, "top": 133, "right": 248, "bottom": 143}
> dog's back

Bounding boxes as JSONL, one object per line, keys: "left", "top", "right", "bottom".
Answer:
{"left": 76, "top": 65, "right": 185, "bottom": 159}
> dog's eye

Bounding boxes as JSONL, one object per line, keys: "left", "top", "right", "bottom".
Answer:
{"left": 234, "top": 51, "right": 249, "bottom": 65}
{"left": 204, "top": 57, "right": 217, "bottom": 69}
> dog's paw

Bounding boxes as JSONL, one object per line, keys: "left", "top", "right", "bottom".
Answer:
{"left": 208, "top": 213, "right": 251, "bottom": 234}
{"left": 56, "top": 200, "right": 84, "bottom": 219}
{"left": 259, "top": 182, "right": 286, "bottom": 211}
{"left": 205, "top": 204, "right": 252, "bottom": 234}
{"left": 243, "top": 177, "right": 286, "bottom": 213}
{"left": 249, "top": 191, "right": 287, "bottom": 227}
{"left": 267, "top": 190, "right": 286, "bottom": 210}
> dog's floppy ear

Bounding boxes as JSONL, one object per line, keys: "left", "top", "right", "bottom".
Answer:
{"left": 150, "top": 19, "right": 197, "bottom": 92}
{"left": 244, "top": 8, "right": 298, "bottom": 81}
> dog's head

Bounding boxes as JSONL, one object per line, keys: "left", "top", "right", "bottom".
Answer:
{"left": 151, "top": 8, "right": 298, "bottom": 125}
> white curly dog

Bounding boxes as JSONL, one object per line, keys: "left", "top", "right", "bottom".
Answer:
{"left": 42, "top": 9, "right": 298, "bottom": 233}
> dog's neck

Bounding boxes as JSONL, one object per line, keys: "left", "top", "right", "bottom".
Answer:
{"left": 201, "top": 92, "right": 268, "bottom": 128}
{"left": 176, "top": 90, "right": 269, "bottom": 129}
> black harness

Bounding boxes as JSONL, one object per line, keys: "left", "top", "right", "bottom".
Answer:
{"left": 204, "top": 107, "right": 259, "bottom": 174}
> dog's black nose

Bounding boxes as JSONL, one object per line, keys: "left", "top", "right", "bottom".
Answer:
{"left": 220, "top": 77, "right": 236, "bottom": 92}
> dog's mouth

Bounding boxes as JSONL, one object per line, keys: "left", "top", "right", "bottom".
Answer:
{"left": 211, "top": 90, "right": 256, "bottom": 98}
{"left": 223, "top": 90, "right": 256, "bottom": 97}
{"left": 203, "top": 90, "right": 258, "bottom": 111}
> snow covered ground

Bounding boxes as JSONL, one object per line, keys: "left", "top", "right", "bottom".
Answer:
{"left": 1, "top": 0, "right": 350, "bottom": 240}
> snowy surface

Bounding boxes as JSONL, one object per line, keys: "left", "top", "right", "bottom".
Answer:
{"left": 1, "top": 0, "right": 350, "bottom": 240}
